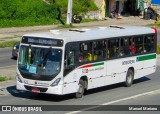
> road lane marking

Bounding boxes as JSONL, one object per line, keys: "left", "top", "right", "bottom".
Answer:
{"left": 0, "top": 65, "right": 16, "bottom": 69}
{"left": 148, "top": 89, "right": 160, "bottom": 95}
{"left": 66, "top": 89, "right": 160, "bottom": 114}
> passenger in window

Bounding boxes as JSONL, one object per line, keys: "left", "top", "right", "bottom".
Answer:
{"left": 107, "top": 50, "right": 110, "bottom": 58}
{"left": 119, "top": 47, "right": 125, "bottom": 56}
{"left": 94, "top": 51, "right": 98, "bottom": 60}
{"left": 137, "top": 46, "right": 143, "bottom": 54}
{"left": 79, "top": 54, "right": 84, "bottom": 62}
{"left": 113, "top": 45, "right": 119, "bottom": 57}
{"left": 87, "top": 52, "right": 92, "bottom": 61}
{"left": 143, "top": 49, "right": 147, "bottom": 53}
{"left": 83, "top": 51, "right": 92, "bottom": 62}
{"left": 129, "top": 45, "right": 136, "bottom": 54}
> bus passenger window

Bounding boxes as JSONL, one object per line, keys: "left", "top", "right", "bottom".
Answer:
{"left": 79, "top": 42, "right": 92, "bottom": 62}
{"left": 69, "top": 51, "right": 75, "bottom": 65}
{"left": 128, "top": 37, "right": 136, "bottom": 55}
{"left": 134, "top": 37, "right": 143, "bottom": 54}
{"left": 65, "top": 50, "right": 75, "bottom": 67}
{"left": 121, "top": 38, "right": 134, "bottom": 56}
{"left": 93, "top": 40, "right": 107, "bottom": 61}
{"left": 119, "top": 38, "right": 125, "bottom": 56}
{"left": 144, "top": 35, "right": 155, "bottom": 52}
{"left": 108, "top": 39, "right": 119, "bottom": 58}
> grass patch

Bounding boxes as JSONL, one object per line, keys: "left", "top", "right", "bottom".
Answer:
{"left": 0, "top": 0, "right": 98, "bottom": 28}
{"left": 0, "top": 19, "right": 59, "bottom": 28}
{"left": 82, "top": 18, "right": 99, "bottom": 23}
{"left": 0, "top": 40, "right": 19, "bottom": 48}
{"left": 0, "top": 76, "right": 12, "bottom": 82}
{"left": 147, "top": 23, "right": 156, "bottom": 27}
{"left": 147, "top": 23, "right": 160, "bottom": 27}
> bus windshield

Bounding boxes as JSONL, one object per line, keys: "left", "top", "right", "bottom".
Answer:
{"left": 18, "top": 45, "right": 62, "bottom": 81}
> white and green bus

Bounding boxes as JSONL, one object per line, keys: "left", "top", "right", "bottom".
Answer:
{"left": 16, "top": 26, "right": 157, "bottom": 98}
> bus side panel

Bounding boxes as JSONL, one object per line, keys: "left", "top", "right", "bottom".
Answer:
{"left": 63, "top": 69, "right": 80, "bottom": 94}
{"left": 129, "top": 57, "right": 143, "bottom": 80}
{"left": 105, "top": 59, "right": 127, "bottom": 85}
{"left": 105, "top": 56, "right": 144, "bottom": 85}
{"left": 86, "top": 64, "right": 106, "bottom": 89}
{"left": 134, "top": 54, "right": 156, "bottom": 79}
{"left": 136, "top": 54, "right": 156, "bottom": 79}
{"left": 74, "top": 62, "right": 107, "bottom": 90}
{"left": 63, "top": 62, "right": 107, "bottom": 94}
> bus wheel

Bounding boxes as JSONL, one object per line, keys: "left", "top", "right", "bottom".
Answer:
{"left": 125, "top": 69, "right": 134, "bottom": 87}
{"left": 75, "top": 79, "right": 85, "bottom": 98}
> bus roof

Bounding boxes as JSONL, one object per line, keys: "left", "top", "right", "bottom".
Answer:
{"left": 23, "top": 26, "right": 155, "bottom": 43}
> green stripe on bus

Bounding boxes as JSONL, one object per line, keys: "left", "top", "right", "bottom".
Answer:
{"left": 92, "top": 62, "right": 104, "bottom": 66}
{"left": 137, "top": 54, "right": 156, "bottom": 62}
{"left": 80, "top": 62, "right": 104, "bottom": 69}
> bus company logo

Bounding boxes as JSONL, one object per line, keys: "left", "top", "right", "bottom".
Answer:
{"left": 2, "top": 106, "right": 11, "bottom": 111}
{"left": 136, "top": 57, "right": 139, "bottom": 62}
{"left": 82, "top": 69, "right": 88, "bottom": 73}
{"left": 24, "top": 80, "right": 28, "bottom": 84}
{"left": 122, "top": 60, "right": 135, "bottom": 65}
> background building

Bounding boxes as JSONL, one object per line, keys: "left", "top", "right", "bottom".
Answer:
{"left": 93, "top": 0, "right": 149, "bottom": 18}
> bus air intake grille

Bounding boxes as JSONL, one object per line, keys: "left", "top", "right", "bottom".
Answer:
{"left": 24, "top": 85, "right": 48, "bottom": 92}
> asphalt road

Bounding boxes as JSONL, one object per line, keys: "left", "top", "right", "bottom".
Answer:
{"left": 0, "top": 48, "right": 16, "bottom": 68}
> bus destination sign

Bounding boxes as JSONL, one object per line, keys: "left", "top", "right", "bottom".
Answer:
{"left": 21, "top": 36, "right": 63, "bottom": 47}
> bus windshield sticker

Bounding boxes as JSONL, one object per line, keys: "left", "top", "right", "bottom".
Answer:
{"left": 29, "top": 65, "right": 37, "bottom": 74}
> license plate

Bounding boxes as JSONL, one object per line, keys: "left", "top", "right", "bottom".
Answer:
{"left": 31, "top": 88, "right": 40, "bottom": 93}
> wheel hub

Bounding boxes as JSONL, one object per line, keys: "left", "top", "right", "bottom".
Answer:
{"left": 127, "top": 74, "right": 132, "bottom": 83}
{"left": 78, "top": 84, "right": 83, "bottom": 93}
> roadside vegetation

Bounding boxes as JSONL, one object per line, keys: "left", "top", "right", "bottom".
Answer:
{"left": 0, "top": 0, "right": 98, "bottom": 27}
{"left": 0, "top": 0, "right": 59, "bottom": 27}
{"left": 148, "top": 23, "right": 160, "bottom": 27}
{"left": 46, "top": 0, "right": 98, "bottom": 14}
{"left": 0, "top": 40, "right": 19, "bottom": 48}
{"left": 155, "top": 24, "right": 160, "bottom": 27}
{"left": 0, "top": 76, "right": 12, "bottom": 82}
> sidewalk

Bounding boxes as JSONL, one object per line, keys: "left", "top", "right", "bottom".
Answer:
{"left": 0, "top": 16, "right": 156, "bottom": 40}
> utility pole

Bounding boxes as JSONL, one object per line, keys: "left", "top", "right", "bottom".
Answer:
{"left": 67, "top": 0, "right": 73, "bottom": 24}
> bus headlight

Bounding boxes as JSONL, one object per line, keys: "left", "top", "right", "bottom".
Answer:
{"left": 50, "top": 78, "right": 61, "bottom": 87}
{"left": 16, "top": 73, "right": 22, "bottom": 83}
{"left": 13, "top": 46, "right": 16, "bottom": 50}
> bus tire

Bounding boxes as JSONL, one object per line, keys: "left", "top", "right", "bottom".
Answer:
{"left": 124, "top": 69, "right": 134, "bottom": 87}
{"left": 75, "top": 79, "right": 85, "bottom": 98}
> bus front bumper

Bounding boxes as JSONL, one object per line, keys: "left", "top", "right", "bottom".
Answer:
{"left": 16, "top": 81, "right": 63, "bottom": 95}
